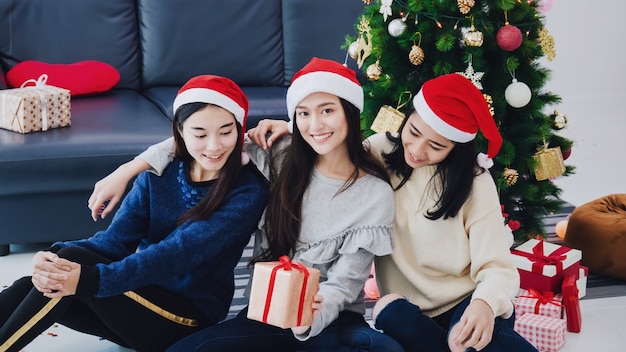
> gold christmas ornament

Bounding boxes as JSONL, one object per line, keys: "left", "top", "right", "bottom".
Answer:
{"left": 533, "top": 145, "right": 566, "bottom": 181}
{"left": 366, "top": 60, "right": 383, "bottom": 81}
{"left": 463, "top": 16, "right": 483, "bottom": 47}
{"left": 457, "top": 0, "right": 475, "bottom": 14}
{"left": 371, "top": 106, "right": 404, "bottom": 133}
{"left": 355, "top": 16, "right": 373, "bottom": 68}
{"left": 503, "top": 167, "right": 519, "bottom": 186}
{"left": 362, "top": 0, "right": 373, "bottom": 4}
{"left": 409, "top": 32, "right": 425, "bottom": 66}
{"left": 549, "top": 110, "right": 567, "bottom": 130}
{"left": 483, "top": 94, "right": 495, "bottom": 117}
{"left": 464, "top": 26, "right": 483, "bottom": 47}
{"left": 370, "top": 92, "right": 412, "bottom": 133}
{"left": 539, "top": 28, "right": 556, "bottom": 61}
{"left": 409, "top": 46, "right": 425, "bottom": 66}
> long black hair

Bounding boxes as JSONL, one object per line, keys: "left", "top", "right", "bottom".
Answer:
{"left": 172, "top": 102, "right": 244, "bottom": 224}
{"left": 383, "top": 106, "right": 485, "bottom": 220}
{"left": 254, "top": 98, "right": 390, "bottom": 262}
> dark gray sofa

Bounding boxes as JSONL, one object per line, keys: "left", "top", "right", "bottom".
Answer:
{"left": 0, "top": 0, "right": 365, "bottom": 255}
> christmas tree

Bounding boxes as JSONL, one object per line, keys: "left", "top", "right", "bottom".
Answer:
{"left": 346, "top": 0, "right": 574, "bottom": 243}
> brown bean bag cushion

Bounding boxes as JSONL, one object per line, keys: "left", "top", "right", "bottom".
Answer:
{"left": 563, "top": 194, "right": 626, "bottom": 280}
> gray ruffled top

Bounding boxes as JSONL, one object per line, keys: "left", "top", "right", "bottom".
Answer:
{"left": 245, "top": 139, "right": 395, "bottom": 340}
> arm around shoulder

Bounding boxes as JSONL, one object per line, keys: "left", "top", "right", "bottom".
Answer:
{"left": 137, "top": 137, "right": 176, "bottom": 175}
{"left": 88, "top": 137, "right": 174, "bottom": 221}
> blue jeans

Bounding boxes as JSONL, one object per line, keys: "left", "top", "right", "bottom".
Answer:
{"left": 374, "top": 296, "right": 538, "bottom": 352}
{"left": 167, "top": 307, "right": 405, "bottom": 352}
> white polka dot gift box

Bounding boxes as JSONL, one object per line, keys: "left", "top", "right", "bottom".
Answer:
{"left": 0, "top": 74, "right": 71, "bottom": 133}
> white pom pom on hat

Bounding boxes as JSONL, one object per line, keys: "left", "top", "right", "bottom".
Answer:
{"left": 286, "top": 57, "right": 363, "bottom": 120}
{"left": 413, "top": 73, "right": 503, "bottom": 167}
{"left": 173, "top": 75, "right": 249, "bottom": 133}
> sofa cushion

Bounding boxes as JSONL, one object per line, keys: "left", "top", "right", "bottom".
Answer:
{"left": 282, "top": 0, "right": 366, "bottom": 83}
{"left": 138, "top": 0, "right": 284, "bottom": 88}
{"left": 6, "top": 60, "right": 120, "bottom": 96}
{"left": 0, "top": 90, "right": 171, "bottom": 197}
{"left": 0, "top": 0, "right": 141, "bottom": 90}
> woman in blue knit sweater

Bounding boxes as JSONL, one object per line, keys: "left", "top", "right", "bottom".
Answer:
{"left": 85, "top": 58, "right": 404, "bottom": 351}
{"left": 0, "top": 75, "right": 269, "bottom": 352}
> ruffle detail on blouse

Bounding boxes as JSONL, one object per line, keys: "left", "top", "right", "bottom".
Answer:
{"left": 296, "top": 225, "right": 394, "bottom": 264}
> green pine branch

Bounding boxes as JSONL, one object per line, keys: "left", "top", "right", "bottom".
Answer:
{"left": 348, "top": 0, "right": 575, "bottom": 242}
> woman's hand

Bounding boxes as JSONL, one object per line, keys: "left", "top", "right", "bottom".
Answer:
{"left": 88, "top": 159, "right": 150, "bottom": 221}
{"left": 31, "top": 251, "right": 71, "bottom": 293}
{"left": 41, "top": 258, "right": 81, "bottom": 298}
{"left": 448, "top": 299, "right": 495, "bottom": 352}
{"left": 247, "top": 119, "right": 290, "bottom": 150}
{"left": 290, "top": 294, "right": 323, "bottom": 336}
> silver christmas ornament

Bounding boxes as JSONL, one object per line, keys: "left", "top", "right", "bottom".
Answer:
{"left": 387, "top": 18, "right": 407, "bottom": 37}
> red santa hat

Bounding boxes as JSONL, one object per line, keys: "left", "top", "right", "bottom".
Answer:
{"left": 286, "top": 57, "right": 363, "bottom": 119}
{"left": 173, "top": 75, "right": 248, "bottom": 132}
{"left": 413, "top": 73, "right": 502, "bottom": 168}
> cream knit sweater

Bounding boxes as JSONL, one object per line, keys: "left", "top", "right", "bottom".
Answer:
{"left": 368, "top": 133, "right": 519, "bottom": 319}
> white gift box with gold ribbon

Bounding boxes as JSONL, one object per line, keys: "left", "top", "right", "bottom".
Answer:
{"left": 0, "top": 74, "right": 71, "bottom": 133}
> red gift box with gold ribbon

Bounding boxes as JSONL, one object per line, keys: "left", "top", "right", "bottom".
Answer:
{"left": 511, "top": 239, "right": 581, "bottom": 293}
{"left": 248, "top": 256, "right": 320, "bottom": 329}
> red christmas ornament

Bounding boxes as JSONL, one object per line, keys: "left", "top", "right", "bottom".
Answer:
{"left": 562, "top": 147, "right": 572, "bottom": 160}
{"left": 508, "top": 220, "right": 521, "bottom": 231}
{"left": 496, "top": 24, "right": 523, "bottom": 51}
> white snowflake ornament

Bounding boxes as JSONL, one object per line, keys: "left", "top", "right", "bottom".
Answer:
{"left": 457, "top": 62, "right": 484, "bottom": 90}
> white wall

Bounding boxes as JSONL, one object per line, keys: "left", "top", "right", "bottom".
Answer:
{"left": 540, "top": 0, "right": 626, "bottom": 205}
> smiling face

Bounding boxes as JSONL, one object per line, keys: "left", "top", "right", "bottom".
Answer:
{"left": 180, "top": 105, "right": 238, "bottom": 181}
{"left": 401, "top": 111, "right": 455, "bottom": 169}
{"left": 294, "top": 92, "right": 349, "bottom": 159}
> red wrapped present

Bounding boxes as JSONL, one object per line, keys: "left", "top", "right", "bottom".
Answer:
{"left": 515, "top": 288, "right": 562, "bottom": 320}
{"left": 514, "top": 313, "right": 566, "bottom": 352}
{"left": 511, "top": 239, "right": 581, "bottom": 293}
{"left": 577, "top": 266, "right": 588, "bottom": 299}
{"left": 248, "top": 256, "right": 320, "bottom": 329}
{"left": 562, "top": 274, "right": 582, "bottom": 333}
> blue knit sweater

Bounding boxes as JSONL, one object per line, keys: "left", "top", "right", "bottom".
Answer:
{"left": 54, "top": 160, "right": 268, "bottom": 323}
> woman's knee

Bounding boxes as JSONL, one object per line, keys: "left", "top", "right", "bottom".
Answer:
{"left": 56, "top": 247, "right": 109, "bottom": 266}
{"left": 342, "top": 328, "right": 405, "bottom": 352}
{"left": 371, "top": 293, "right": 406, "bottom": 321}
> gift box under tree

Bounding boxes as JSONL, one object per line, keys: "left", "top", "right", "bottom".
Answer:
{"left": 514, "top": 313, "right": 566, "bottom": 352}
{"left": 511, "top": 239, "right": 581, "bottom": 293}
{"left": 0, "top": 74, "right": 71, "bottom": 133}
{"left": 577, "top": 265, "right": 588, "bottom": 299}
{"left": 515, "top": 288, "right": 563, "bottom": 320}
{"left": 248, "top": 256, "right": 320, "bottom": 329}
{"left": 562, "top": 274, "right": 582, "bottom": 333}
